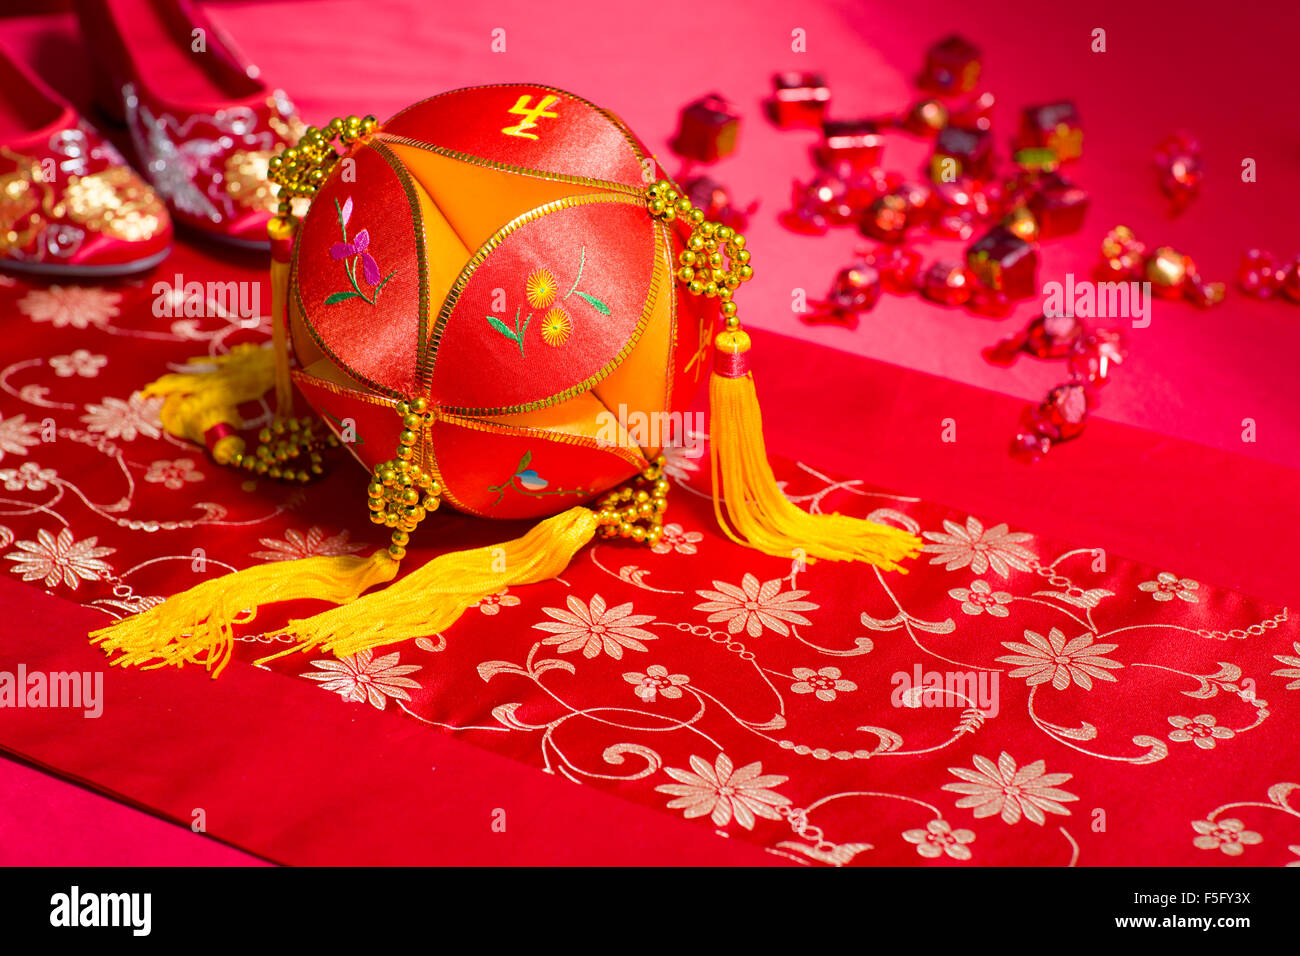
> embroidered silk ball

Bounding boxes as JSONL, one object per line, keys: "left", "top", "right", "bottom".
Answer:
{"left": 285, "top": 87, "right": 710, "bottom": 519}
{"left": 92, "top": 85, "right": 921, "bottom": 678}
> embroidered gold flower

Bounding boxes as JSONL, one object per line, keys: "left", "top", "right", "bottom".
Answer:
{"left": 540, "top": 306, "right": 572, "bottom": 346}
{"left": 224, "top": 149, "right": 278, "bottom": 211}
{"left": 0, "top": 153, "right": 43, "bottom": 251}
{"left": 525, "top": 267, "right": 558, "bottom": 309}
{"left": 61, "top": 167, "right": 165, "bottom": 241}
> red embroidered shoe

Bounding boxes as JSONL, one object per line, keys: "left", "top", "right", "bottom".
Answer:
{"left": 75, "top": 0, "right": 305, "bottom": 250}
{"left": 0, "top": 46, "right": 170, "bottom": 277}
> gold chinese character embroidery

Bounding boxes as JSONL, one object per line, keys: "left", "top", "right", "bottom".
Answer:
{"left": 502, "top": 94, "right": 560, "bottom": 140}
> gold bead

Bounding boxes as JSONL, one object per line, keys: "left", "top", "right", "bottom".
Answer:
{"left": 388, "top": 543, "right": 406, "bottom": 560}
{"left": 677, "top": 266, "right": 696, "bottom": 283}
{"left": 716, "top": 225, "right": 733, "bottom": 241}
{"left": 731, "top": 234, "right": 746, "bottom": 250}
{"left": 391, "top": 530, "right": 410, "bottom": 546}
{"left": 721, "top": 301, "right": 738, "bottom": 317}
{"left": 679, "top": 250, "right": 696, "bottom": 266}
{"left": 411, "top": 397, "right": 428, "bottom": 413}
{"left": 399, "top": 429, "right": 417, "bottom": 445}
{"left": 630, "top": 526, "right": 646, "bottom": 543}
{"left": 396, "top": 401, "right": 410, "bottom": 417}
{"left": 688, "top": 280, "right": 704, "bottom": 295}
{"left": 618, "top": 522, "right": 634, "bottom": 538}
{"left": 725, "top": 315, "right": 741, "bottom": 329}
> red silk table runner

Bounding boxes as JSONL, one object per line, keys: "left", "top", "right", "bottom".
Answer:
{"left": 0, "top": 263, "right": 1297, "bottom": 866}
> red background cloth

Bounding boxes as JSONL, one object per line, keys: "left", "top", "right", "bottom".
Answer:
{"left": 0, "top": 0, "right": 1296, "bottom": 865}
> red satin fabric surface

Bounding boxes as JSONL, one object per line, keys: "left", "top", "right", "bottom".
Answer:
{"left": 0, "top": 0, "right": 1297, "bottom": 866}
{"left": 0, "top": 255, "right": 1296, "bottom": 865}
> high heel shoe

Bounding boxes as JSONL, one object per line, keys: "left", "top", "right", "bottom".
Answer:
{"left": 74, "top": 0, "right": 305, "bottom": 250}
{"left": 0, "top": 44, "right": 171, "bottom": 277}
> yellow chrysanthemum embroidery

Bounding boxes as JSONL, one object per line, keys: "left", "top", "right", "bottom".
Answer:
{"left": 525, "top": 268, "right": 558, "bottom": 309}
{"left": 541, "top": 307, "right": 572, "bottom": 346}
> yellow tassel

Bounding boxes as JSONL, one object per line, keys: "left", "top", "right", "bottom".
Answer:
{"left": 89, "top": 506, "right": 597, "bottom": 677}
{"left": 709, "top": 329, "right": 922, "bottom": 571}
{"left": 90, "top": 551, "right": 398, "bottom": 678}
{"left": 142, "top": 343, "right": 276, "bottom": 462}
{"left": 256, "top": 506, "right": 598, "bottom": 665}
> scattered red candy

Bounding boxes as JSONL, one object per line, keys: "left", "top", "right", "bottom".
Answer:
{"left": 680, "top": 175, "right": 757, "bottom": 231}
{"left": 922, "top": 259, "right": 974, "bottom": 306}
{"left": 1067, "top": 328, "right": 1127, "bottom": 387}
{"left": 815, "top": 119, "right": 884, "bottom": 174}
{"left": 1146, "top": 245, "right": 1189, "bottom": 298}
{"left": 861, "top": 244, "right": 923, "bottom": 293}
{"left": 901, "top": 98, "right": 949, "bottom": 136}
{"left": 1155, "top": 132, "right": 1203, "bottom": 211}
{"left": 1099, "top": 225, "right": 1147, "bottom": 280}
{"left": 766, "top": 72, "right": 831, "bottom": 129}
{"left": 966, "top": 224, "right": 1039, "bottom": 300}
{"left": 948, "top": 91, "right": 995, "bottom": 132}
{"left": 984, "top": 312, "right": 1084, "bottom": 366}
{"left": 1017, "top": 101, "right": 1083, "bottom": 162}
{"left": 1238, "top": 248, "right": 1284, "bottom": 298}
{"left": 921, "top": 34, "right": 981, "bottom": 94}
{"left": 1028, "top": 173, "right": 1089, "bottom": 239}
{"left": 859, "top": 193, "right": 911, "bottom": 241}
{"left": 1012, "top": 382, "right": 1091, "bottom": 462}
{"left": 931, "top": 125, "right": 994, "bottom": 182}
{"left": 670, "top": 93, "right": 741, "bottom": 164}
{"left": 1283, "top": 257, "right": 1300, "bottom": 303}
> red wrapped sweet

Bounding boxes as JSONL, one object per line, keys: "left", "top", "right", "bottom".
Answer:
{"left": 670, "top": 93, "right": 741, "bottom": 164}
{"left": 931, "top": 125, "right": 993, "bottom": 182}
{"left": 921, "top": 34, "right": 981, "bottom": 94}
{"left": 815, "top": 119, "right": 884, "bottom": 174}
{"left": 681, "top": 174, "right": 755, "bottom": 231}
{"left": 766, "top": 72, "right": 831, "bottom": 128}
{"left": 949, "top": 91, "right": 996, "bottom": 132}
{"left": 861, "top": 244, "right": 923, "bottom": 293}
{"left": 1239, "top": 248, "right": 1284, "bottom": 298}
{"left": 902, "top": 98, "right": 949, "bottom": 136}
{"left": 966, "top": 224, "right": 1038, "bottom": 300}
{"left": 1028, "top": 173, "right": 1089, "bottom": 239}
{"left": 922, "top": 259, "right": 973, "bottom": 305}
{"left": 1018, "top": 101, "right": 1082, "bottom": 162}
{"left": 1068, "top": 329, "right": 1127, "bottom": 387}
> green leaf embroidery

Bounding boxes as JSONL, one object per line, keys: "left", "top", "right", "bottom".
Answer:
{"left": 486, "top": 315, "right": 518, "bottom": 342}
{"left": 325, "top": 291, "right": 361, "bottom": 305}
{"left": 572, "top": 291, "right": 610, "bottom": 315}
{"left": 517, "top": 451, "right": 532, "bottom": 473}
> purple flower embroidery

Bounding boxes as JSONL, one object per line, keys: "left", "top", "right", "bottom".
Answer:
{"left": 325, "top": 196, "right": 395, "bottom": 306}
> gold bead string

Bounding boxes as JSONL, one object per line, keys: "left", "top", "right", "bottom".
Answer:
{"left": 592, "top": 456, "right": 671, "bottom": 547}
{"left": 367, "top": 398, "right": 441, "bottom": 560}
{"left": 267, "top": 114, "right": 379, "bottom": 219}
{"left": 645, "top": 178, "right": 754, "bottom": 332}
{"left": 229, "top": 415, "right": 339, "bottom": 483}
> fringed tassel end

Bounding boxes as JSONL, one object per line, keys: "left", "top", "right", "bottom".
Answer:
{"left": 256, "top": 506, "right": 598, "bottom": 665}
{"left": 142, "top": 343, "right": 277, "bottom": 463}
{"left": 90, "top": 552, "right": 398, "bottom": 678}
{"left": 709, "top": 330, "right": 922, "bottom": 571}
